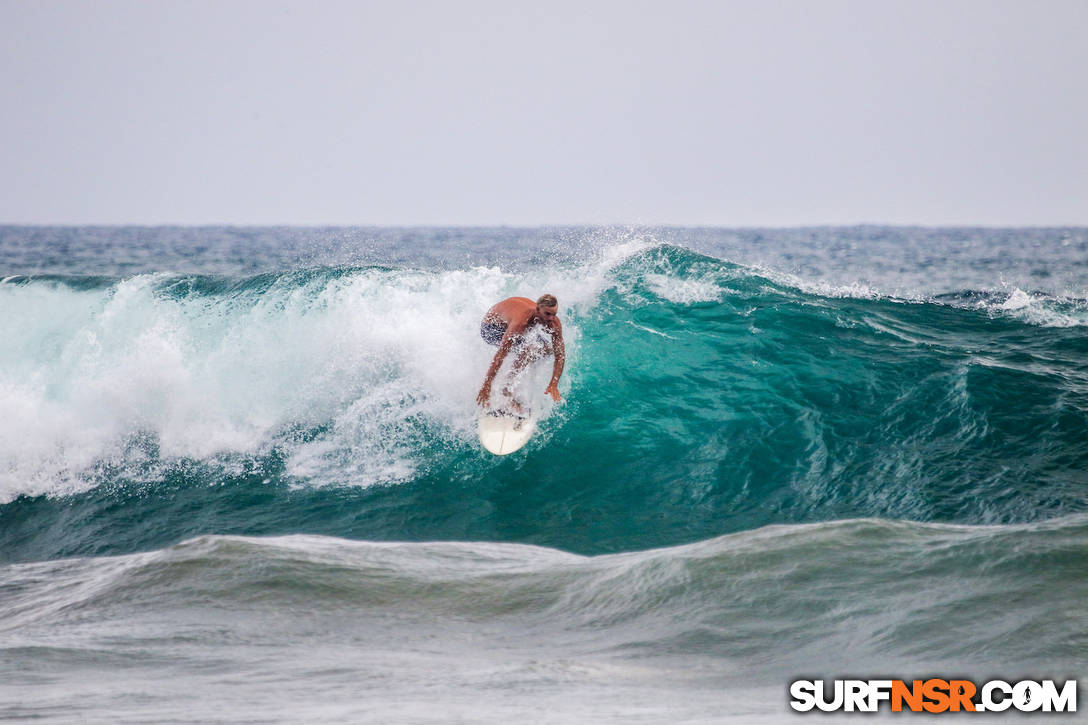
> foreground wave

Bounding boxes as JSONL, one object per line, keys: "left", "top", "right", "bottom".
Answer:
{"left": 3, "top": 517, "right": 1085, "bottom": 722}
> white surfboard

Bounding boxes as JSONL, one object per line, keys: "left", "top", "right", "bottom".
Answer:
{"left": 477, "top": 409, "right": 536, "bottom": 455}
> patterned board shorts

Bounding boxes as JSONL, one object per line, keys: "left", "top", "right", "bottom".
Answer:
{"left": 479, "top": 321, "right": 553, "bottom": 356}
{"left": 480, "top": 321, "right": 507, "bottom": 346}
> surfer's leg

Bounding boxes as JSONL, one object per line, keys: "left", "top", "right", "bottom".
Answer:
{"left": 510, "top": 346, "right": 531, "bottom": 375}
{"left": 500, "top": 385, "right": 527, "bottom": 416}
{"left": 511, "top": 340, "right": 548, "bottom": 373}
{"left": 498, "top": 346, "right": 532, "bottom": 415}
{"left": 502, "top": 343, "right": 550, "bottom": 416}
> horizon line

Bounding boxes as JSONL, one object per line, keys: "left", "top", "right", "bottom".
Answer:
{"left": 3, "top": 221, "right": 1087, "bottom": 231}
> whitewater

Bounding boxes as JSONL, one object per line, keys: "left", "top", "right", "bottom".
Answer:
{"left": 1, "top": 226, "right": 1086, "bottom": 722}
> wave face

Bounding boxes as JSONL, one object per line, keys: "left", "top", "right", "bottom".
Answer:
{"left": 2, "top": 233, "right": 1087, "bottom": 563}
{"left": 3, "top": 226, "right": 1087, "bottom": 722}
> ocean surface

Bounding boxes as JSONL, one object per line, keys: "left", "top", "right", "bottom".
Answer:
{"left": 1, "top": 225, "right": 1086, "bottom": 722}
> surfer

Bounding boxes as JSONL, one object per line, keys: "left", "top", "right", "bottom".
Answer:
{"left": 476, "top": 294, "right": 565, "bottom": 410}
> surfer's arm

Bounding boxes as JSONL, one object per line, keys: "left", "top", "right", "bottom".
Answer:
{"left": 545, "top": 326, "right": 565, "bottom": 402}
{"left": 476, "top": 329, "right": 520, "bottom": 406}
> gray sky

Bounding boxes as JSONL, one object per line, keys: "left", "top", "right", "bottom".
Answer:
{"left": 1, "top": 0, "right": 1085, "bottom": 226}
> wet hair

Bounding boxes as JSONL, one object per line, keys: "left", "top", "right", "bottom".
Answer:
{"left": 537, "top": 294, "right": 558, "bottom": 308}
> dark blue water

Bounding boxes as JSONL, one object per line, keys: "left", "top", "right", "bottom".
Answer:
{"left": 1, "top": 226, "right": 1085, "bottom": 722}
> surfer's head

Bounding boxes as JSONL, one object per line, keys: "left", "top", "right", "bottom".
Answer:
{"left": 536, "top": 294, "right": 558, "bottom": 322}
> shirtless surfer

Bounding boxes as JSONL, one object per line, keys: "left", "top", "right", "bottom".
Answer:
{"left": 476, "top": 294, "right": 565, "bottom": 411}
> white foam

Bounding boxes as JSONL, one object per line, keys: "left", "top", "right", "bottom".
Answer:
{"left": 987, "top": 288, "right": 1088, "bottom": 327}
{"left": 744, "top": 264, "right": 1088, "bottom": 327}
{"left": 748, "top": 263, "right": 908, "bottom": 302}
{"left": 624, "top": 321, "right": 677, "bottom": 340}
{"left": 644, "top": 273, "right": 722, "bottom": 304}
{"left": 996, "top": 287, "right": 1034, "bottom": 311}
{"left": 0, "top": 239, "right": 669, "bottom": 501}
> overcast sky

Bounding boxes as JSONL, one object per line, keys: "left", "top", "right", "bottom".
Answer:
{"left": 1, "top": 0, "right": 1085, "bottom": 226}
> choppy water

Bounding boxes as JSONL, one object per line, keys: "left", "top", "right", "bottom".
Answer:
{"left": 1, "top": 226, "right": 1086, "bottom": 722}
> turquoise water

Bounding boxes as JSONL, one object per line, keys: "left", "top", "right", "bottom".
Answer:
{"left": 1, "top": 227, "right": 1086, "bottom": 722}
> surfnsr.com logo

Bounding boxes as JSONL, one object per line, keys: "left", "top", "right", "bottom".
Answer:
{"left": 789, "top": 679, "right": 1077, "bottom": 713}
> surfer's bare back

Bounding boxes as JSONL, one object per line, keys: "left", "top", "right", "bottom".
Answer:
{"left": 477, "top": 294, "right": 565, "bottom": 407}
